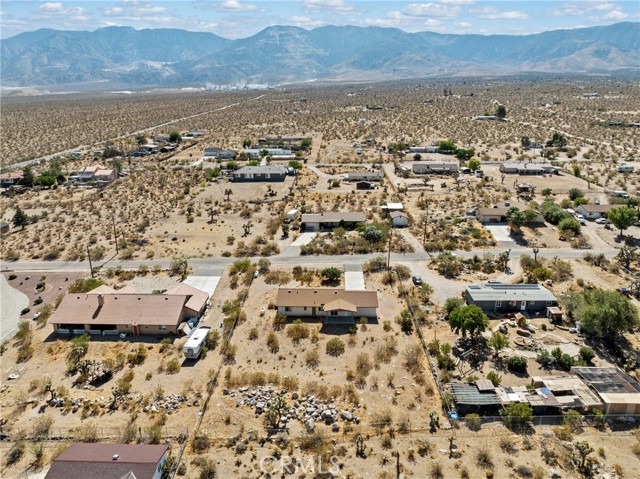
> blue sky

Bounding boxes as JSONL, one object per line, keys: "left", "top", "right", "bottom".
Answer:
{"left": 1, "top": 1, "right": 638, "bottom": 39}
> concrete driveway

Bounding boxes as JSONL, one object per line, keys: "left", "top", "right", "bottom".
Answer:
{"left": 485, "top": 224, "right": 515, "bottom": 244}
{"left": 0, "top": 274, "right": 29, "bottom": 342}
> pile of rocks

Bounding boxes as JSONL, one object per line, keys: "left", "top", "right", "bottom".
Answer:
{"left": 143, "top": 394, "right": 188, "bottom": 413}
{"left": 224, "top": 386, "right": 360, "bottom": 431}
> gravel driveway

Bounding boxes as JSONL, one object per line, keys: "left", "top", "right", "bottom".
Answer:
{"left": 0, "top": 274, "right": 29, "bottom": 342}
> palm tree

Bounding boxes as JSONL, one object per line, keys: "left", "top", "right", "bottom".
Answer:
{"left": 506, "top": 207, "right": 526, "bottom": 233}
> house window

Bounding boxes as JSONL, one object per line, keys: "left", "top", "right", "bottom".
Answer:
{"left": 285, "top": 306, "right": 291, "bottom": 312}
{"left": 330, "top": 311, "right": 338, "bottom": 316}
{"left": 545, "top": 301, "right": 553, "bottom": 306}
{"left": 159, "top": 326, "right": 167, "bottom": 331}
{"left": 496, "top": 301, "right": 502, "bottom": 308}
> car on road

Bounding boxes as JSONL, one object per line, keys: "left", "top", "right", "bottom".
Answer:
{"left": 412, "top": 275, "right": 423, "bottom": 286}
{"left": 595, "top": 218, "right": 608, "bottom": 224}
{"left": 254, "top": 270, "right": 259, "bottom": 278}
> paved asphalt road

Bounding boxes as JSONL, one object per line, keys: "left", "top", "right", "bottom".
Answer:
{"left": 2, "top": 246, "right": 620, "bottom": 276}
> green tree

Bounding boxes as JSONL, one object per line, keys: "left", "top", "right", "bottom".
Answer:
{"left": 574, "top": 441, "right": 594, "bottom": 471}
{"left": 264, "top": 395, "right": 289, "bottom": 429}
{"left": 136, "top": 135, "right": 146, "bottom": 145}
{"left": 455, "top": 148, "right": 475, "bottom": 161}
{"left": 437, "top": 140, "right": 456, "bottom": 152}
{"left": 500, "top": 402, "right": 533, "bottom": 430}
{"left": 559, "top": 217, "right": 581, "bottom": 235}
{"left": 607, "top": 206, "right": 638, "bottom": 237}
{"left": 542, "top": 188, "right": 553, "bottom": 197}
{"left": 467, "top": 158, "right": 480, "bottom": 171}
{"left": 320, "top": 267, "right": 342, "bottom": 283}
{"left": 362, "top": 225, "right": 383, "bottom": 243}
{"left": 169, "top": 131, "right": 182, "bottom": 143}
{"left": 506, "top": 207, "right": 526, "bottom": 232}
{"left": 443, "top": 297, "right": 464, "bottom": 318}
{"left": 487, "top": 332, "right": 508, "bottom": 356}
{"left": 395, "top": 309, "right": 413, "bottom": 334}
{"left": 546, "top": 132, "right": 567, "bottom": 148}
{"left": 33, "top": 175, "right": 56, "bottom": 187}
{"left": 12, "top": 206, "right": 29, "bottom": 229}
{"left": 495, "top": 104, "right": 507, "bottom": 119}
{"left": 571, "top": 288, "right": 639, "bottom": 340}
{"left": 617, "top": 245, "right": 638, "bottom": 269}
{"left": 568, "top": 188, "right": 584, "bottom": 201}
{"left": 448, "top": 305, "right": 489, "bottom": 337}
{"left": 520, "top": 136, "right": 530, "bottom": 148}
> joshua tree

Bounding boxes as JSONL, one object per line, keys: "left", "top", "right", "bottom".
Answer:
{"left": 242, "top": 222, "right": 253, "bottom": 237}
{"left": 207, "top": 208, "right": 219, "bottom": 224}
{"left": 533, "top": 247, "right": 539, "bottom": 263}
{"left": 574, "top": 441, "right": 594, "bottom": 471}
{"left": 224, "top": 189, "right": 233, "bottom": 201}
{"left": 281, "top": 222, "right": 289, "bottom": 238}
{"left": 264, "top": 395, "right": 288, "bottom": 430}
{"left": 355, "top": 434, "right": 366, "bottom": 458}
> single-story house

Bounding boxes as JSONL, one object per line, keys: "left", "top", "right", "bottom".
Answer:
{"left": 355, "top": 181, "right": 375, "bottom": 190}
{"left": 475, "top": 201, "right": 543, "bottom": 224}
{"left": 77, "top": 165, "right": 117, "bottom": 184}
{"left": 47, "top": 284, "right": 205, "bottom": 336}
{"left": 389, "top": 211, "right": 409, "bottom": 227}
{"left": 276, "top": 287, "right": 378, "bottom": 321}
{"left": 164, "top": 283, "right": 209, "bottom": 317}
{"left": 285, "top": 209, "right": 301, "bottom": 222}
{"left": 449, "top": 381, "right": 502, "bottom": 414}
{"left": 412, "top": 162, "right": 459, "bottom": 175}
{"left": 45, "top": 443, "right": 169, "bottom": 479}
{"left": 499, "top": 162, "right": 555, "bottom": 175}
{"left": 0, "top": 171, "right": 23, "bottom": 188}
{"left": 530, "top": 376, "right": 603, "bottom": 412}
{"left": 409, "top": 146, "right": 439, "bottom": 153}
{"left": 344, "top": 171, "right": 384, "bottom": 182}
{"left": 231, "top": 165, "right": 288, "bottom": 182}
{"left": 572, "top": 367, "right": 640, "bottom": 415}
{"left": 381, "top": 202, "right": 404, "bottom": 213}
{"left": 465, "top": 282, "right": 558, "bottom": 314}
{"left": 203, "top": 147, "right": 236, "bottom": 160}
{"left": 300, "top": 212, "right": 366, "bottom": 231}
{"left": 244, "top": 148, "right": 295, "bottom": 159}
{"left": 575, "top": 204, "right": 616, "bottom": 220}
{"left": 0, "top": 222, "right": 9, "bottom": 235}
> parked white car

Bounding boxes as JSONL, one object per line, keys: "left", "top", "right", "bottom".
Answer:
{"left": 595, "top": 218, "right": 608, "bottom": 224}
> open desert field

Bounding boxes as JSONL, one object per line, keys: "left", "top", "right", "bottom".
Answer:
{"left": 2, "top": 78, "right": 640, "bottom": 479}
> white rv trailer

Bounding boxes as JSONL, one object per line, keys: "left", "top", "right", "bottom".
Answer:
{"left": 183, "top": 326, "right": 211, "bottom": 359}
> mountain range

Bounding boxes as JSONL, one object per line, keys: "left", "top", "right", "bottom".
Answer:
{"left": 2, "top": 22, "right": 638, "bottom": 88}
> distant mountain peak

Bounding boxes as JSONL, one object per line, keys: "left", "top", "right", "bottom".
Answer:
{"left": 2, "top": 22, "right": 638, "bottom": 88}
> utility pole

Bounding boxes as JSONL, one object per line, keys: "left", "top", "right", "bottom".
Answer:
{"left": 87, "top": 245, "right": 93, "bottom": 277}
{"left": 386, "top": 226, "right": 393, "bottom": 270}
{"left": 112, "top": 215, "right": 119, "bottom": 253}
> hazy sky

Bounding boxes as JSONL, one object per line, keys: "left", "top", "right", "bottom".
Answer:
{"left": 1, "top": 0, "right": 638, "bottom": 39}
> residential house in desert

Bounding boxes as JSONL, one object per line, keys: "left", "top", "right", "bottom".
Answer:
{"left": 203, "top": 147, "right": 236, "bottom": 160}
{"left": 343, "top": 170, "right": 384, "bottom": 182}
{"left": 575, "top": 204, "right": 617, "bottom": 220}
{"left": 499, "top": 162, "right": 555, "bottom": 175}
{"left": 231, "top": 165, "right": 288, "bottom": 182}
{"left": 244, "top": 148, "right": 295, "bottom": 159}
{"left": 474, "top": 201, "right": 543, "bottom": 224}
{"left": 45, "top": 443, "right": 169, "bottom": 479}
{"left": 77, "top": 165, "right": 118, "bottom": 184}
{"left": 276, "top": 287, "right": 378, "bottom": 322}
{"left": 0, "top": 171, "right": 23, "bottom": 188}
{"left": 465, "top": 282, "right": 558, "bottom": 314}
{"left": 409, "top": 146, "right": 439, "bottom": 153}
{"left": 412, "top": 162, "right": 459, "bottom": 175}
{"left": 48, "top": 284, "right": 209, "bottom": 336}
{"left": 300, "top": 212, "right": 366, "bottom": 231}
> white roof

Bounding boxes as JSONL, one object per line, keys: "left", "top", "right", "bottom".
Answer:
{"left": 184, "top": 327, "right": 210, "bottom": 349}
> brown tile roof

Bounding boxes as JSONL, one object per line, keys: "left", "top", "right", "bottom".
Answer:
{"left": 48, "top": 293, "right": 187, "bottom": 327}
{"left": 164, "top": 283, "right": 209, "bottom": 314}
{"left": 276, "top": 288, "right": 378, "bottom": 308}
{"left": 45, "top": 443, "right": 168, "bottom": 479}
{"left": 0, "top": 171, "right": 23, "bottom": 180}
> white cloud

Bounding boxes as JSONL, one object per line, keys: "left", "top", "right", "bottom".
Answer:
{"left": 423, "top": 18, "right": 442, "bottom": 28}
{"left": 454, "top": 21, "right": 472, "bottom": 28}
{"left": 290, "top": 16, "right": 326, "bottom": 28}
{"left": 439, "top": 0, "right": 475, "bottom": 4}
{"left": 36, "top": 2, "right": 88, "bottom": 20}
{"left": 405, "top": 3, "right": 461, "bottom": 18}
{"left": 603, "top": 9, "right": 629, "bottom": 20}
{"left": 104, "top": 2, "right": 169, "bottom": 17}
{"left": 475, "top": 6, "right": 528, "bottom": 20}
{"left": 303, "top": 0, "right": 355, "bottom": 14}
{"left": 552, "top": 1, "right": 619, "bottom": 17}
{"left": 219, "top": 0, "right": 257, "bottom": 12}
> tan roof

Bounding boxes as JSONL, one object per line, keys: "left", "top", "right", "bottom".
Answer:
{"left": 164, "top": 283, "right": 208, "bottom": 314}
{"left": 276, "top": 288, "right": 378, "bottom": 308}
{"left": 48, "top": 293, "right": 187, "bottom": 327}
{"left": 301, "top": 212, "right": 366, "bottom": 223}
{"left": 87, "top": 285, "right": 117, "bottom": 295}
{"left": 323, "top": 298, "right": 358, "bottom": 312}
{"left": 80, "top": 165, "right": 104, "bottom": 174}
{"left": 0, "top": 171, "right": 23, "bottom": 180}
{"left": 94, "top": 168, "right": 115, "bottom": 177}
{"left": 578, "top": 204, "right": 616, "bottom": 213}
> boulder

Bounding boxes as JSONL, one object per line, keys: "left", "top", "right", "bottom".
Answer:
{"left": 305, "top": 419, "right": 315, "bottom": 431}
{"left": 340, "top": 411, "right": 353, "bottom": 421}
